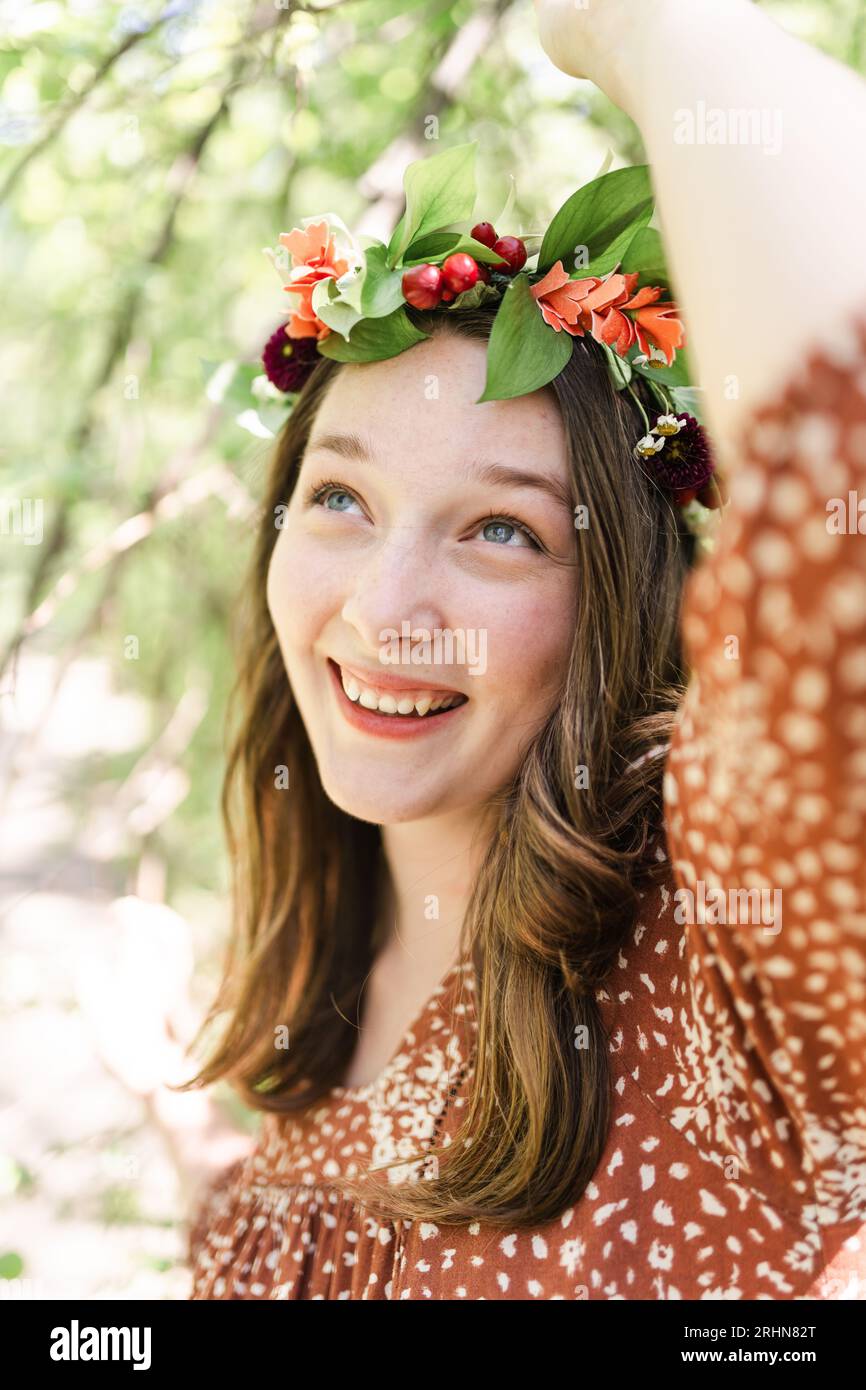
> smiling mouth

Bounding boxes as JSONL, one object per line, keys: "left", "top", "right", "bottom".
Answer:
{"left": 327, "top": 658, "right": 469, "bottom": 719}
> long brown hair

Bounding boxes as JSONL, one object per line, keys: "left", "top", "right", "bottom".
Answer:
{"left": 179, "top": 303, "right": 695, "bottom": 1227}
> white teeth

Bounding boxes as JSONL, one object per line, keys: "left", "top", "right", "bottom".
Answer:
{"left": 338, "top": 665, "right": 464, "bottom": 718}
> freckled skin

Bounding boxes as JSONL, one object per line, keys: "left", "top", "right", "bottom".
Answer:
{"left": 266, "top": 333, "right": 577, "bottom": 825}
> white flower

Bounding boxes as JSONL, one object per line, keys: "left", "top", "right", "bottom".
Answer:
{"left": 652, "top": 413, "right": 685, "bottom": 437}
{"left": 633, "top": 344, "right": 670, "bottom": 369}
{"left": 633, "top": 434, "right": 666, "bottom": 460}
{"left": 250, "top": 372, "right": 286, "bottom": 404}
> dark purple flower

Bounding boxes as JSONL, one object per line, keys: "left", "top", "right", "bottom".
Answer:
{"left": 262, "top": 324, "right": 320, "bottom": 393}
{"left": 642, "top": 412, "right": 717, "bottom": 502}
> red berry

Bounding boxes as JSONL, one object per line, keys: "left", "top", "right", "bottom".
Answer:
{"left": 470, "top": 221, "right": 497, "bottom": 248}
{"left": 476, "top": 264, "right": 491, "bottom": 284}
{"left": 402, "top": 263, "right": 445, "bottom": 309}
{"left": 441, "top": 288, "right": 456, "bottom": 303}
{"left": 441, "top": 253, "right": 479, "bottom": 294}
{"left": 492, "top": 235, "right": 527, "bottom": 274}
{"left": 675, "top": 487, "right": 697, "bottom": 506}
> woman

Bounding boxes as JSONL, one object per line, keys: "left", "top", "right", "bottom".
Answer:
{"left": 182, "top": 0, "right": 866, "bottom": 1299}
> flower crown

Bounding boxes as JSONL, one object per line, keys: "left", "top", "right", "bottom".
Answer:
{"left": 252, "top": 141, "right": 726, "bottom": 540}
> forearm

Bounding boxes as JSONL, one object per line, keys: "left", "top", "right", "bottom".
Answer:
{"left": 619, "top": 0, "right": 866, "bottom": 456}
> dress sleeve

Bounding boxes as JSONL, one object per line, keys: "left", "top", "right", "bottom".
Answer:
{"left": 662, "top": 305, "right": 866, "bottom": 1217}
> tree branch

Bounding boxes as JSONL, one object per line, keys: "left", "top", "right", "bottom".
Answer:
{"left": 0, "top": 2, "right": 174, "bottom": 205}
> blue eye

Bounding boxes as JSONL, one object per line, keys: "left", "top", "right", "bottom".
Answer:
{"left": 305, "top": 479, "right": 542, "bottom": 552}
{"left": 482, "top": 519, "right": 521, "bottom": 545}
{"left": 478, "top": 514, "right": 540, "bottom": 549}
{"left": 307, "top": 480, "right": 363, "bottom": 514}
{"left": 323, "top": 490, "right": 355, "bottom": 512}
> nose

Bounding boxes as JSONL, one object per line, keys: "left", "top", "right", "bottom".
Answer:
{"left": 340, "top": 525, "right": 447, "bottom": 655}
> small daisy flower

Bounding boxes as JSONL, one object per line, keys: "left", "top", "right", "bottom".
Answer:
{"left": 633, "top": 433, "right": 667, "bottom": 460}
{"left": 652, "top": 413, "right": 685, "bottom": 436}
{"left": 633, "top": 344, "right": 670, "bottom": 370}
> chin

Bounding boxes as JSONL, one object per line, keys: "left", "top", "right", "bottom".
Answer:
{"left": 316, "top": 765, "right": 452, "bottom": 826}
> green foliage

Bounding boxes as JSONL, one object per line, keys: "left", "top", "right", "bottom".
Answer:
{"left": 537, "top": 164, "right": 654, "bottom": 276}
{"left": 358, "top": 242, "right": 406, "bottom": 317}
{"left": 318, "top": 304, "right": 430, "bottom": 360}
{"left": 478, "top": 274, "right": 573, "bottom": 401}
{"left": 0, "top": 1252, "right": 24, "bottom": 1280}
{"left": 631, "top": 344, "right": 694, "bottom": 389}
{"left": 386, "top": 141, "right": 478, "bottom": 265}
{"left": 402, "top": 231, "right": 509, "bottom": 266}
{"left": 620, "top": 227, "right": 671, "bottom": 290}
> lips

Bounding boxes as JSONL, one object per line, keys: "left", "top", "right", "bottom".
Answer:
{"left": 325, "top": 658, "right": 469, "bottom": 738}
{"left": 330, "top": 659, "right": 467, "bottom": 716}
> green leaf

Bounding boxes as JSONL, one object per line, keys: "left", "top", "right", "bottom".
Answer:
{"left": 359, "top": 242, "right": 406, "bottom": 318}
{"left": 620, "top": 227, "right": 671, "bottom": 289}
{"left": 600, "top": 341, "right": 632, "bottom": 390}
{"left": 223, "top": 361, "right": 261, "bottom": 408}
{"left": 317, "top": 306, "right": 430, "bottom": 363}
{"left": 402, "top": 231, "right": 508, "bottom": 267}
{"left": 537, "top": 165, "right": 654, "bottom": 277}
{"left": 629, "top": 341, "right": 693, "bottom": 388}
{"left": 205, "top": 361, "right": 262, "bottom": 411}
{"left": 492, "top": 172, "right": 517, "bottom": 237}
{"left": 386, "top": 142, "right": 478, "bottom": 268}
{"left": 235, "top": 407, "right": 278, "bottom": 439}
{"left": 444, "top": 281, "right": 501, "bottom": 312}
{"left": 202, "top": 358, "right": 241, "bottom": 403}
{"left": 312, "top": 277, "right": 364, "bottom": 337}
{"left": 670, "top": 385, "right": 706, "bottom": 420}
{"left": 477, "top": 275, "right": 573, "bottom": 403}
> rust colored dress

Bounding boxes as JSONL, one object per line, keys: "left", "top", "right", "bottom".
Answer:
{"left": 187, "top": 310, "right": 866, "bottom": 1299}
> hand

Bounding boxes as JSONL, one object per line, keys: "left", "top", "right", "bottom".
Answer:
{"left": 531, "top": 0, "right": 667, "bottom": 117}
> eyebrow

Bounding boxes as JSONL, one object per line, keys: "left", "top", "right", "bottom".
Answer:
{"left": 305, "top": 430, "right": 574, "bottom": 511}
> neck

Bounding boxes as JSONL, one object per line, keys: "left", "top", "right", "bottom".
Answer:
{"left": 377, "top": 805, "right": 497, "bottom": 972}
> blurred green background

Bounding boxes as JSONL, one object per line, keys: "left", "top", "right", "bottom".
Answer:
{"left": 1, "top": 0, "right": 863, "bottom": 1299}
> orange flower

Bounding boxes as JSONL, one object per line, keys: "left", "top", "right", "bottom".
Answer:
{"left": 530, "top": 261, "right": 600, "bottom": 336}
{"left": 270, "top": 220, "right": 351, "bottom": 341}
{"left": 628, "top": 299, "right": 685, "bottom": 366}
{"left": 532, "top": 261, "right": 685, "bottom": 366}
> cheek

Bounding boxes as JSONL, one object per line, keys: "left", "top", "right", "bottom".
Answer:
{"left": 482, "top": 580, "right": 575, "bottom": 712}
{"left": 266, "top": 525, "right": 335, "bottom": 651}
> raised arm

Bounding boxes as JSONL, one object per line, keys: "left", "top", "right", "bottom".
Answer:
{"left": 535, "top": 0, "right": 866, "bottom": 1217}
{"left": 534, "top": 0, "right": 866, "bottom": 458}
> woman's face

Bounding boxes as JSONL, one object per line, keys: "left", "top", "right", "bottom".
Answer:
{"left": 266, "top": 330, "right": 578, "bottom": 824}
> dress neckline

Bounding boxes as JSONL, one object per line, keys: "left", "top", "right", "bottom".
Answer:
{"left": 329, "top": 955, "right": 473, "bottom": 1103}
